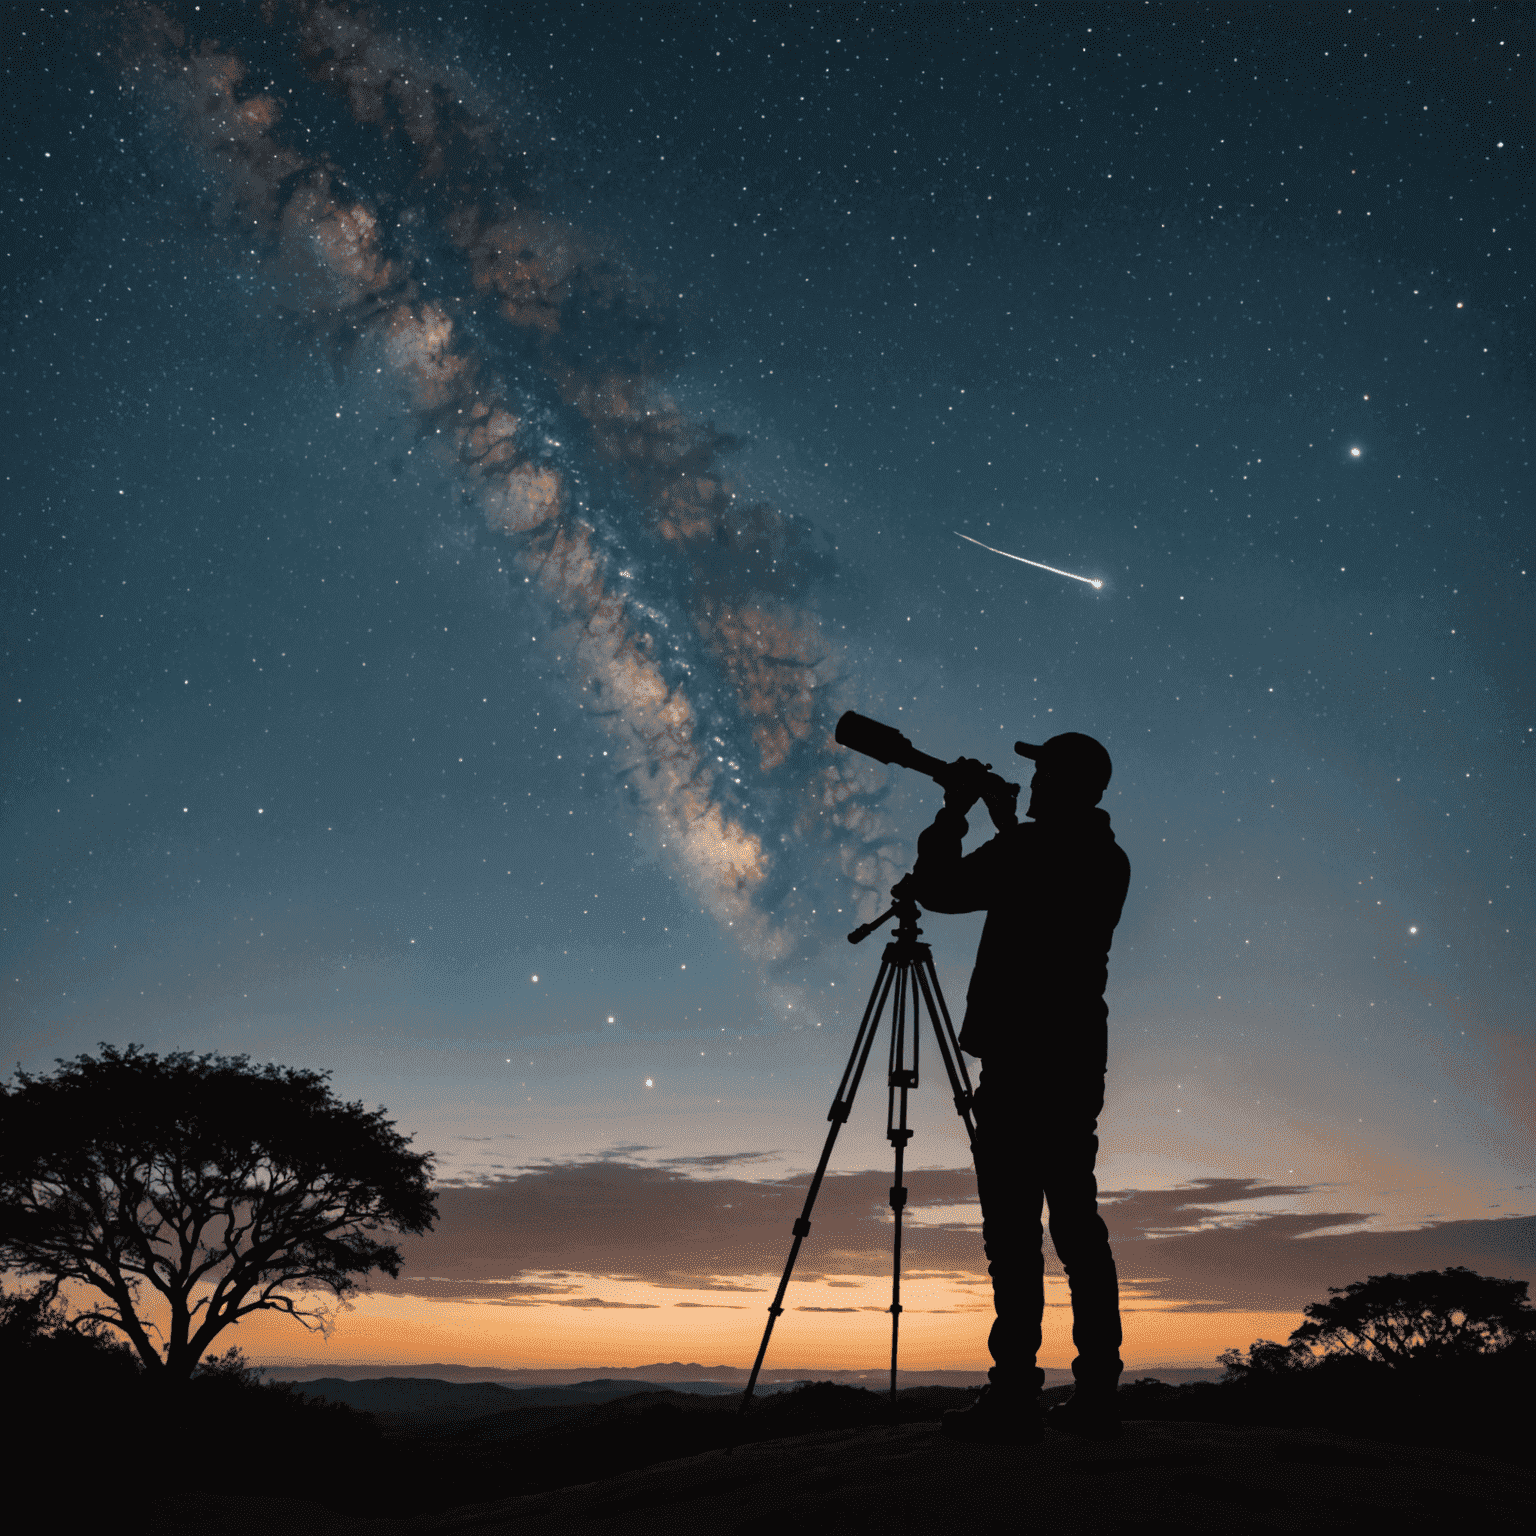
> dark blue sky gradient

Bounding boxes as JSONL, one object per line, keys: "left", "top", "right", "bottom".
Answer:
{"left": 2, "top": 4, "right": 1530, "bottom": 1357}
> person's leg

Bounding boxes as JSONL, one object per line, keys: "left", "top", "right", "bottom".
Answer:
{"left": 1037, "top": 1016, "right": 1121, "bottom": 1389}
{"left": 1039, "top": 1045, "right": 1123, "bottom": 1437}
{"left": 943, "top": 1070, "right": 1045, "bottom": 1441}
{"left": 1044, "top": 1115, "right": 1123, "bottom": 1390}
{"left": 973, "top": 1072, "right": 1047, "bottom": 1396}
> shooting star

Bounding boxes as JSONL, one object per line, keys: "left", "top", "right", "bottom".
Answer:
{"left": 954, "top": 532, "right": 1104, "bottom": 590}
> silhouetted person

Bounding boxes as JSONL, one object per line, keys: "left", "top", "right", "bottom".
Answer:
{"left": 905, "top": 732, "right": 1130, "bottom": 1443}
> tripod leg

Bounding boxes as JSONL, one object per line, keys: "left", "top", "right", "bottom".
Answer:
{"left": 913, "top": 955, "right": 977, "bottom": 1145}
{"left": 737, "top": 952, "right": 898, "bottom": 1420}
{"left": 886, "top": 960, "right": 916, "bottom": 1409}
{"left": 888, "top": 1101, "right": 910, "bottom": 1408}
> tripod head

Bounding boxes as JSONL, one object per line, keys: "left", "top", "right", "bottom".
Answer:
{"left": 847, "top": 878, "right": 923, "bottom": 945}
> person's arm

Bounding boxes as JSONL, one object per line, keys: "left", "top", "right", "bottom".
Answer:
{"left": 906, "top": 758, "right": 1011, "bottom": 914}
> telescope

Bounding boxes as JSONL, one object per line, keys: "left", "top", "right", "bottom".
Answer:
{"left": 834, "top": 710, "right": 1020, "bottom": 812}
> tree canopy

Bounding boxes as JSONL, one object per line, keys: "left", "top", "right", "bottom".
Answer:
{"left": 1289, "top": 1266, "right": 1536, "bottom": 1366}
{"left": 1220, "top": 1266, "right": 1536, "bottom": 1376}
{"left": 0, "top": 1044, "right": 436, "bottom": 1381}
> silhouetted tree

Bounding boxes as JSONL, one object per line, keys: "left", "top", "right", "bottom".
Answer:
{"left": 1216, "top": 1337, "right": 1311, "bottom": 1376}
{"left": 0, "top": 1044, "right": 436, "bottom": 1382}
{"left": 1288, "top": 1267, "right": 1536, "bottom": 1366}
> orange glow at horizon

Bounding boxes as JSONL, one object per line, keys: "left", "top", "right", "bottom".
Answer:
{"left": 207, "top": 1277, "right": 1305, "bottom": 1374}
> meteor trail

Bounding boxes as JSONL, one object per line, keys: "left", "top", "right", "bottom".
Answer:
{"left": 954, "top": 532, "right": 1104, "bottom": 590}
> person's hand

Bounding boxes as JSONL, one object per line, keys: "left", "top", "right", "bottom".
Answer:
{"left": 981, "top": 778, "right": 1021, "bottom": 829}
{"left": 942, "top": 756, "right": 991, "bottom": 813}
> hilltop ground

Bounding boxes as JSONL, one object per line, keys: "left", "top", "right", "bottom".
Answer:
{"left": 147, "top": 1418, "right": 1532, "bottom": 1533}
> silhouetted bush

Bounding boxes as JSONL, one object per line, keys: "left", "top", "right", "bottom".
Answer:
{"left": 1116, "top": 1269, "right": 1536, "bottom": 1461}
{"left": 2, "top": 1297, "right": 407, "bottom": 1516}
{"left": 1, "top": 1284, "right": 142, "bottom": 1384}
{"left": 1120, "top": 1345, "right": 1533, "bottom": 1457}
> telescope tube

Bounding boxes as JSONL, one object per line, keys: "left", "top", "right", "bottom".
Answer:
{"left": 834, "top": 711, "right": 1020, "bottom": 807}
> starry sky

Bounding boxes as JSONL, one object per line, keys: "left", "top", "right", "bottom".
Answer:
{"left": 3, "top": 2, "right": 1531, "bottom": 1374}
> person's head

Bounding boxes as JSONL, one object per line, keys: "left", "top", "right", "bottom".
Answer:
{"left": 1014, "top": 733, "right": 1112, "bottom": 818}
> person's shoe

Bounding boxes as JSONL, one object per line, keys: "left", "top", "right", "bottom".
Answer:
{"left": 1044, "top": 1385, "right": 1121, "bottom": 1439}
{"left": 941, "top": 1384, "right": 1043, "bottom": 1445}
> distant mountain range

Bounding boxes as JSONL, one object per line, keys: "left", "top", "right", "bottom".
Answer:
{"left": 266, "top": 1364, "right": 1229, "bottom": 1429}
{"left": 263, "top": 1361, "right": 1226, "bottom": 1387}
{"left": 263, "top": 1361, "right": 991, "bottom": 1388}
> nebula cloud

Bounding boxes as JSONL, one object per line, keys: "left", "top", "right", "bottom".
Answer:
{"left": 120, "top": 2, "right": 903, "bottom": 961}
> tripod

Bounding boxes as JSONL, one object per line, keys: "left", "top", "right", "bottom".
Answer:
{"left": 738, "top": 881, "right": 978, "bottom": 1415}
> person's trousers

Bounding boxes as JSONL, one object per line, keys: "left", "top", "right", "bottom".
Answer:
{"left": 972, "top": 1045, "right": 1123, "bottom": 1396}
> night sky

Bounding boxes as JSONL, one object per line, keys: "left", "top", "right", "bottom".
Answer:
{"left": 3, "top": 2, "right": 1531, "bottom": 1372}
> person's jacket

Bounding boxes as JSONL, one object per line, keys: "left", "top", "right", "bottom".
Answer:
{"left": 908, "top": 803, "right": 1131, "bottom": 1059}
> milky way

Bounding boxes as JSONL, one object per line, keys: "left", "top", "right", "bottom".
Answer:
{"left": 120, "top": 1, "right": 904, "bottom": 961}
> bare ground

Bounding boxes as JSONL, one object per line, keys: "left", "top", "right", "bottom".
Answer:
{"left": 147, "top": 1419, "right": 1532, "bottom": 1534}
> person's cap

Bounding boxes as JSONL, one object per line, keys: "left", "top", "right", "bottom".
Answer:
{"left": 1014, "top": 732, "right": 1113, "bottom": 796}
